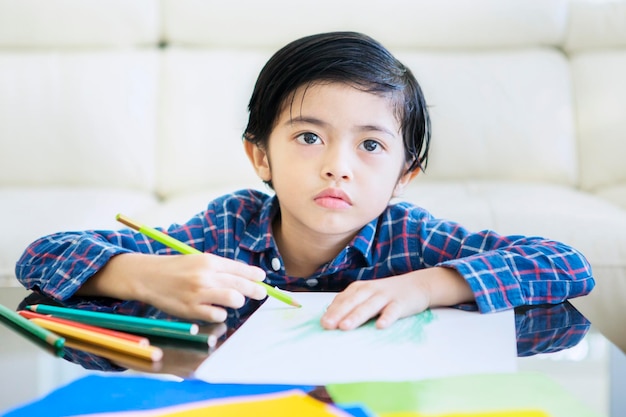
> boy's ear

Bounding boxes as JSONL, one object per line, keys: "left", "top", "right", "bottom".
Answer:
{"left": 244, "top": 140, "right": 272, "bottom": 182}
{"left": 393, "top": 168, "right": 420, "bottom": 197}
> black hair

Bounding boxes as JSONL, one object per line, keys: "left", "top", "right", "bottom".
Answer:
{"left": 244, "top": 31, "right": 431, "bottom": 175}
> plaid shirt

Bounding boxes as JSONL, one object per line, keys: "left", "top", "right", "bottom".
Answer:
{"left": 15, "top": 189, "right": 594, "bottom": 325}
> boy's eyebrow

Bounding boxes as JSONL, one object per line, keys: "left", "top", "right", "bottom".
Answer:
{"left": 286, "top": 115, "right": 397, "bottom": 138}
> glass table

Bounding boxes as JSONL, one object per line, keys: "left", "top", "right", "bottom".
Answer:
{"left": 1, "top": 288, "right": 624, "bottom": 416}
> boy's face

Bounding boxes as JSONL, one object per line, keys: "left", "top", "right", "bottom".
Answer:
{"left": 247, "top": 82, "right": 415, "bottom": 239}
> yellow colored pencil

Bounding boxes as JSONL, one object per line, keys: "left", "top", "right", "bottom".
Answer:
{"left": 30, "top": 317, "right": 163, "bottom": 362}
{"left": 116, "top": 213, "right": 302, "bottom": 308}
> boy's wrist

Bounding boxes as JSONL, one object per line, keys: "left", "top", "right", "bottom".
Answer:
{"left": 418, "top": 266, "right": 474, "bottom": 308}
{"left": 78, "top": 253, "right": 147, "bottom": 302}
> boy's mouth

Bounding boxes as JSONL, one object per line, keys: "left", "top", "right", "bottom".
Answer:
{"left": 314, "top": 188, "right": 352, "bottom": 209}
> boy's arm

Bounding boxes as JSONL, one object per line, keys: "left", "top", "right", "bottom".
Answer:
{"left": 420, "top": 220, "right": 596, "bottom": 313}
{"left": 15, "top": 230, "right": 136, "bottom": 303}
{"left": 323, "top": 210, "right": 595, "bottom": 331}
{"left": 14, "top": 216, "right": 266, "bottom": 322}
{"left": 15, "top": 213, "right": 213, "bottom": 303}
{"left": 77, "top": 252, "right": 266, "bottom": 322}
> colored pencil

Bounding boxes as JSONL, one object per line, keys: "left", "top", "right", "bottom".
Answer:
{"left": 29, "top": 317, "right": 163, "bottom": 362}
{"left": 0, "top": 303, "right": 65, "bottom": 357}
{"left": 18, "top": 310, "right": 150, "bottom": 346}
{"left": 116, "top": 213, "right": 302, "bottom": 308}
{"left": 27, "top": 304, "right": 215, "bottom": 344}
{"left": 27, "top": 304, "right": 199, "bottom": 335}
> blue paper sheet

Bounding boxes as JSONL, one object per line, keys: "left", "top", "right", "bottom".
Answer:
{"left": 1, "top": 374, "right": 315, "bottom": 417}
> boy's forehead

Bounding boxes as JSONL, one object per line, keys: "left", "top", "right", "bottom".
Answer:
{"left": 279, "top": 82, "right": 401, "bottom": 129}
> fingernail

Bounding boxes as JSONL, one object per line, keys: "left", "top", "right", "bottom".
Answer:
{"left": 321, "top": 316, "right": 335, "bottom": 327}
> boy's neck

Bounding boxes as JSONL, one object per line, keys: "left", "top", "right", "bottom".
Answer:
{"left": 272, "top": 217, "right": 352, "bottom": 278}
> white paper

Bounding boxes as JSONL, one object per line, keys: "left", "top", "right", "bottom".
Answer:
{"left": 194, "top": 292, "right": 517, "bottom": 385}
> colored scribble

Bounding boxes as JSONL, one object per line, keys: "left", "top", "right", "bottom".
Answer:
{"left": 269, "top": 309, "right": 436, "bottom": 349}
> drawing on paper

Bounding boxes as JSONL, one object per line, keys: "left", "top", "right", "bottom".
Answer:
{"left": 195, "top": 292, "right": 517, "bottom": 385}
{"left": 268, "top": 307, "right": 437, "bottom": 349}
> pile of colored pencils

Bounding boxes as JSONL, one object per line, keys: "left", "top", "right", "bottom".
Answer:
{"left": 1, "top": 303, "right": 215, "bottom": 367}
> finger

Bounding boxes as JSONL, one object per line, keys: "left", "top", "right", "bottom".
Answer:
{"left": 321, "top": 286, "right": 372, "bottom": 329}
{"left": 190, "top": 303, "right": 228, "bottom": 323}
{"left": 211, "top": 256, "right": 266, "bottom": 281}
{"left": 375, "top": 301, "right": 403, "bottom": 329}
{"left": 336, "top": 294, "right": 389, "bottom": 331}
{"left": 209, "top": 272, "right": 267, "bottom": 300}
{"left": 197, "top": 286, "right": 246, "bottom": 309}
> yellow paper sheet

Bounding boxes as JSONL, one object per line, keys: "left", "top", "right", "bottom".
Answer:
{"left": 382, "top": 411, "right": 549, "bottom": 417}
{"left": 72, "top": 389, "right": 353, "bottom": 417}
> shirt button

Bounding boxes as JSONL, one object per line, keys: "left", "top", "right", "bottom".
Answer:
{"left": 306, "top": 278, "right": 319, "bottom": 287}
{"left": 271, "top": 257, "right": 281, "bottom": 271}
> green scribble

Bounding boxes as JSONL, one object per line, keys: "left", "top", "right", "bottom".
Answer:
{"left": 271, "top": 309, "right": 436, "bottom": 348}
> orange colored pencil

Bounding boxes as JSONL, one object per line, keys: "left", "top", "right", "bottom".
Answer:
{"left": 29, "top": 317, "right": 163, "bottom": 362}
{"left": 19, "top": 310, "right": 150, "bottom": 346}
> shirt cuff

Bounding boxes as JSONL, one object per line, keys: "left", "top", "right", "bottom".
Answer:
{"left": 442, "top": 253, "right": 525, "bottom": 313}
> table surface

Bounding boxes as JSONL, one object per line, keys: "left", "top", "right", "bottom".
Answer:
{"left": 0, "top": 291, "right": 623, "bottom": 416}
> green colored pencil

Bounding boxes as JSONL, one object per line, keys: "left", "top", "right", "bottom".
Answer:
{"left": 0, "top": 303, "right": 65, "bottom": 357}
{"left": 27, "top": 304, "right": 199, "bottom": 335}
{"left": 116, "top": 213, "right": 302, "bottom": 308}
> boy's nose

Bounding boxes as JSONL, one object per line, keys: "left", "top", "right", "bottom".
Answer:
{"left": 322, "top": 145, "right": 353, "bottom": 181}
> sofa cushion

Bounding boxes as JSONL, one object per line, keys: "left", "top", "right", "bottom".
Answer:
{"left": 156, "top": 48, "right": 272, "bottom": 198}
{"left": 0, "top": 51, "right": 159, "bottom": 190}
{"left": 596, "top": 185, "right": 626, "bottom": 210}
{"left": 162, "top": 0, "right": 568, "bottom": 49}
{"left": 565, "top": 0, "right": 626, "bottom": 52}
{"left": 571, "top": 51, "right": 626, "bottom": 194}
{"left": 398, "top": 49, "right": 577, "bottom": 185}
{"left": 0, "top": 0, "right": 159, "bottom": 48}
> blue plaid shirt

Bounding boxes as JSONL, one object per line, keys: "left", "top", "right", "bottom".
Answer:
{"left": 15, "top": 189, "right": 595, "bottom": 325}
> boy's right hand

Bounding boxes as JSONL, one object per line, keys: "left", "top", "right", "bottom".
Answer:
{"left": 80, "top": 253, "right": 268, "bottom": 323}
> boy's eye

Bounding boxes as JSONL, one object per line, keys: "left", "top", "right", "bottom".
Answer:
{"left": 296, "top": 132, "right": 322, "bottom": 145}
{"left": 361, "top": 139, "right": 382, "bottom": 153}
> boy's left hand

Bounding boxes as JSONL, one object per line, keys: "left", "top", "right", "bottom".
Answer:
{"left": 320, "top": 267, "right": 473, "bottom": 330}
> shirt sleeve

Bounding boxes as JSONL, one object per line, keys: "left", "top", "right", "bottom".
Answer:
{"left": 415, "top": 216, "right": 595, "bottom": 313}
{"left": 14, "top": 213, "right": 211, "bottom": 311}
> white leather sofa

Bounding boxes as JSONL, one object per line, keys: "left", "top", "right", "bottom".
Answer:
{"left": 1, "top": 0, "right": 625, "bottom": 350}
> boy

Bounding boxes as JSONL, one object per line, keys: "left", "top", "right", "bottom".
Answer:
{"left": 15, "top": 32, "right": 595, "bottom": 331}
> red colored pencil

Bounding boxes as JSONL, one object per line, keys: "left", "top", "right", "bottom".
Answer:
{"left": 18, "top": 310, "right": 150, "bottom": 346}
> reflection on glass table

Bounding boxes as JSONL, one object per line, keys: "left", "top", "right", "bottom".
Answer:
{"left": 17, "top": 292, "right": 590, "bottom": 377}
{"left": 2, "top": 291, "right": 621, "bottom": 417}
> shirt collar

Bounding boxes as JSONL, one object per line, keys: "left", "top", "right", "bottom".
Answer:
{"left": 349, "top": 217, "right": 378, "bottom": 266}
{"left": 239, "top": 194, "right": 379, "bottom": 267}
{"left": 239, "top": 195, "right": 279, "bottom": 253}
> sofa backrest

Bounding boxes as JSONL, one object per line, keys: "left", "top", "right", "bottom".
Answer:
{"left": 566, "top": 0, "right": 626, "bottom": 206}
{"left": 157, "top": 0, "right": 581, "bottom": 196}
{"left": 0, "top": 1, "right": 161, "bottom": 192}
{"left": 1, "top": 0, "right": 625, "bottom": 205}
